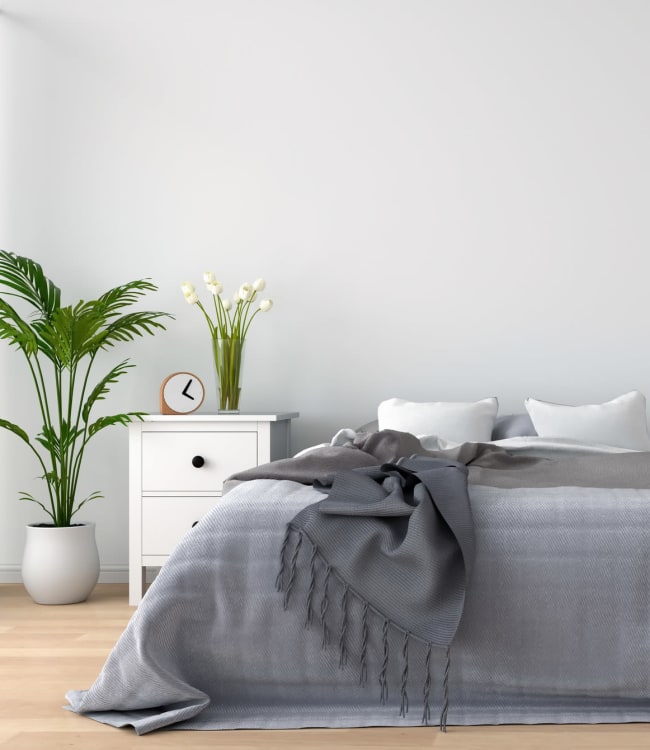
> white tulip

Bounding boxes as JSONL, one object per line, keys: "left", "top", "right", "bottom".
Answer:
{"left": 185, "top": 291, "right": 199, "bottom": 305}
{"left": 222, "top": 298, "right": 232, "bottom": 311}
{"left": 253, "top": 278, "right": 266, "bottom": 292}
{"left": 238, "top": 283, "right": 253, "bottom": 301}
{"left": 203, "top": 271, "right": 216, "bottom": 284}
{"left": 259, "top": 299, "right": 273, "bottom": 312}
{"left": 181, "top": 281, "right": 195, "bottom": 296}
{"left": 206, "top": 281, "right": 223, "bottom": 295}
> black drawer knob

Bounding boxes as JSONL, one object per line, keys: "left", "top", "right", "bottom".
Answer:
{"left": 191, "top": 455, "right": 205, "bottom": 468}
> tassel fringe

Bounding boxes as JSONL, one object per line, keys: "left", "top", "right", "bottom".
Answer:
{"left": 360, "top": 600, "right": 369, "bottom": 687}
{"left": 305, "top": 543, "right": 318, "bottom": 628}
{"left": 422, "top": 642, "right": 432, "bottom": 725}
{"left": 379, "top": 619, "right": 390, "bottom": 705}
{"left": 339, "top": 584, "right": 349, "bottom": 668}
{"left": 320, "top": 564, "right": 332, "bottom": 648}
{"left": 276, "top": 525, "right": 452, "bottom": 732}
{"left": 275, "top": 525, "right": 291, "bottom": 592}
{"left": 399, "top": 631, "right": 409, "bottom": 718}
{"left": 440, "top": 647, "right": 450, "bottom": 732}
{"left": 283, "top": 531, "right": 303, "bottom": 610}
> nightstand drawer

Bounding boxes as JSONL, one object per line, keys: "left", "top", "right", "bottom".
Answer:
{"left": 142, "top": 431, "right": 258, "bottom": 492}
{"left": 142, "top": 497, "right": 217, "bottom": 555}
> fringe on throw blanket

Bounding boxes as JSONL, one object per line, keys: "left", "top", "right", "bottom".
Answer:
{"left": 276, "top": 526, "right": 452, "bottom": 732}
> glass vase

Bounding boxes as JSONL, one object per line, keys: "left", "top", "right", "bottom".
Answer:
{"left": 212, "top": 337, "right": 245, "bottom": 412}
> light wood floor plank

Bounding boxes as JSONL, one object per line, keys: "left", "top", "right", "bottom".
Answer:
{"left": 1, "top": 583, "right": 649, "bottom": 749}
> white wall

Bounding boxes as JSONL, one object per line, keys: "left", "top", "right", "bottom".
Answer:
{"left": 1, "top": 0, "right": 649, "bottom": 579}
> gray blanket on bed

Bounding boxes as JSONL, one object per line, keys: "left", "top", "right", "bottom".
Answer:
{"left": 65, "top": 432, "right": 650, "bottom": 734}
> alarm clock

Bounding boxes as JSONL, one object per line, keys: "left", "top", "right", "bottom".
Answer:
{"left": 160, "top": 372, "right": 206, "bottom": 415}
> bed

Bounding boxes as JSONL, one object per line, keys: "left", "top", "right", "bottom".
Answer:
{"left": 65, "top": 392, "right": 650, "bottom": 734}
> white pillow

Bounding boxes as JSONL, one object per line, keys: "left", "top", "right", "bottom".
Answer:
{"left": 524, "top": 390, "right": 650, "bottom": 450}
{"left": 377, "top": 397, "right": 498, "bottom": 444}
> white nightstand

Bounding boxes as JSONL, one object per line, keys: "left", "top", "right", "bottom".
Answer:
{"left": 128, "top": 412, "right": 298, "bottom": 605}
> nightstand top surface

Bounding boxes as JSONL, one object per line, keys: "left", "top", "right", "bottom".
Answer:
{"left": 139, "top": 412, "right": 299, "bottom": 422}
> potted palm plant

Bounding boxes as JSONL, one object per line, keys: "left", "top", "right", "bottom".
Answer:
{"left": 0, "top": 250, "right": 171, "bottom": 604}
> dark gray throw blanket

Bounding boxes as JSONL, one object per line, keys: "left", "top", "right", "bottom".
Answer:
{"left": 275, "top": 454, "right": 475, "bottom": 730}
{"left": 226, "top": 430, "right": 550, "bottom": 730}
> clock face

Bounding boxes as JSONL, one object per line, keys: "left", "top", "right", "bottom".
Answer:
{"left": 160, "top": 372, "right": 205, "bottom": 415}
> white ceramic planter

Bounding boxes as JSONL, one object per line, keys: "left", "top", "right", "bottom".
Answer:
{"left": 21, "top": 522, "right": 100, "bottom": 605}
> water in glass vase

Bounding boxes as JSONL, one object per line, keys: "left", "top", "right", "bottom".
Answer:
{"left": 212, "top": 337, "right": 245, "bottom": 412}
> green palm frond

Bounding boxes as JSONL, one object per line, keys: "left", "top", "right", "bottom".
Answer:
{"left": 0, "top": 418, "right": 31, "bottom": 445}
{"left": 0, "top": 250, "right": 60, "bottom": 318}
{"left": 70, "top": 490, "right": 104, "bottom": 519}
{"left": 18, "top": 491, "right": 55, "bottom": 523}
{"left": 87, "top": 412, "right": 145, "bottom": 438}
{"left": 34, "top": 304, "right": 109, "bottom": 368}
{"left": 41, "top": 470, "right": 61, "bottom": 487}
{"left": 0, "top": 298, "right": 39, "bottom": 355}
{"left": 96, "top": 310, "right": 172, "bottom": 349}
{"left": 32, "top": 307, "right": 74, "bottom": 368}
{"left": 81, "top": 360, "right": 134, "bottom": 422}
{"left": 94, "top": 279, "right": 159, "bottom": 318}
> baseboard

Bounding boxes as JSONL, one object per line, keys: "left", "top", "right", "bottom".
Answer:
{"left": 0, "top": 565, "right": 22, "bottom": 584}
{"left": 0, "top": 564, "right": 158, "bottom": 584}
{"left": 96, "top": 565, "right": 130, "bottom": 583}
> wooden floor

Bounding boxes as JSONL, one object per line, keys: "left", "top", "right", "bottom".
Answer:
{"left": 1, "top": 584, "right": 648, "bottom": 749}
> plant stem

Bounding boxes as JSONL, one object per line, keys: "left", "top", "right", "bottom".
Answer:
{"left": 26, "top": 354, "right": 58, "bottom": 520}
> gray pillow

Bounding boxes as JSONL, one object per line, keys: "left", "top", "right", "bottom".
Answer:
{"left": 491, "top": 413, "right": 537, "bottom": 440}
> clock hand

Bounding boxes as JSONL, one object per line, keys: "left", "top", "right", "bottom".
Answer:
{"left": 182, "top": 379, "right": 195, "bottom": 400}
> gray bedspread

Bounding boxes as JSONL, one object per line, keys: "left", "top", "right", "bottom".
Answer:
{"left": 65, "top": 432, "right": 650, "bottom": 734}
